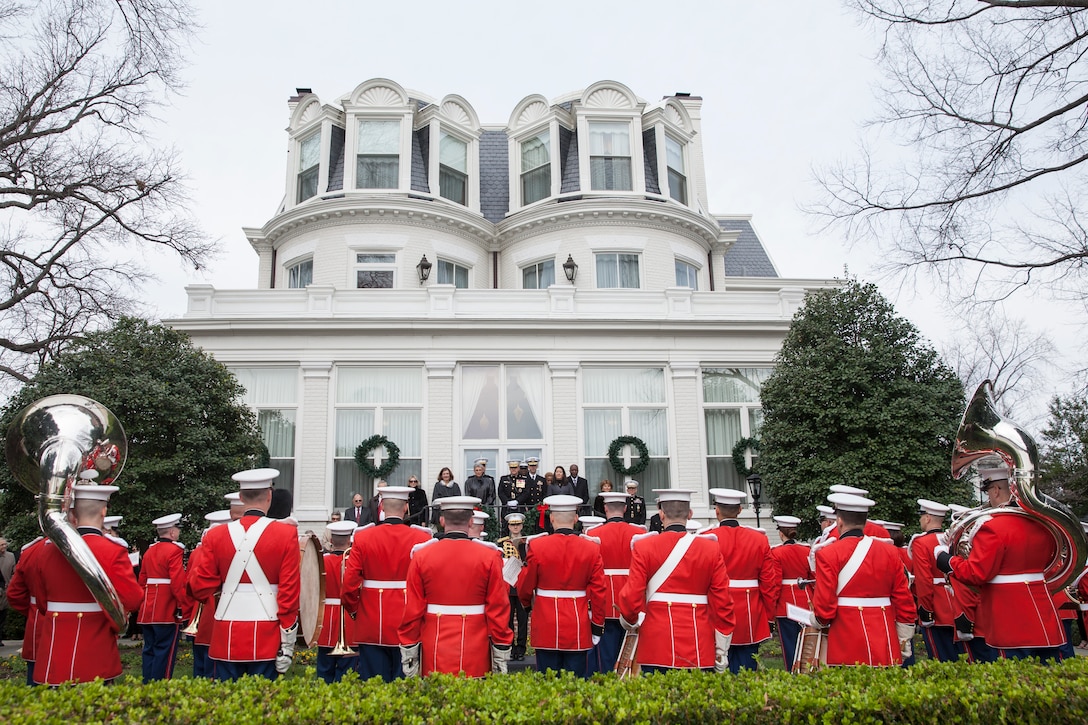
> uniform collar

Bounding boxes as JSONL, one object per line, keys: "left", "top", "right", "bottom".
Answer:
{"left": 719, "top": 519, "right": 739, "bottom": 528}
{"left": 77, "top": 526, "right": 103, "bottom": 535}
{"left": 783, "top": 538, "right": 797, "bottom": 545}
{"left": 443, "top": 531, "right": 470, "bottom": 540}
{"left": 925, "top": 528, "right": 944, "bottom": 535}
{"left": 606, "top": 516, "right": 626, "bottom": 523}
{"left": 156, "top": 537, "right": 172, "bottom": 543}
{"left": 243, "top": 509, "right": 266, "bottom": 518}
{"left": 664, "top": 524, "right": 687, "bottom": 533}
{"left": 554, "top": 528, "right": 576, "bottom": 535}
{"left": 840, "top": 529, "right": 864, "bottom": 539}
{"left": 380, "top": 517, "right": 404, "bottom": 525}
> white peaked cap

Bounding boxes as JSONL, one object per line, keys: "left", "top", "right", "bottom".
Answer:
{"left": 378, "top": 486, "right": 412, "bottom": 501}
{"left": 773, "top": 515, "right": 801, "bottom": 527}
{"left": 437, "top": 496, "right": 481, "bottom": 511}
{"left": 472, "top": 510, "right": 490, "bottom": 523}
{"left": 947, "top": 504, "right": 971, "bottom": 515}
{"left": 918, "top": 499, "right": 950, "bottom": 517}
{"left": 231, "top": 468, "right": 280, "bottom": 490}
{"left": 543, "top": 494, "right": 582, "bottom": 512}
{"left": 153, "top": 513, "right": 182, "bottom": 530}
{"left": 686, "top": 520, "right": 703, "bottom": 531}
{"left": 624, "top": 480, "right": 640, "bottom": 489}
{"left": 473, "top": 457, "right": 488, "bottom": 466}
{"left": 829, "top": 484, "right": 869, "bottom": 496}
{"left": 204, "top": 510, "right": 232, "bottom": 525}
{"left": 881, "top": 521, "right": 905, "bottom": 532}
{"left": 599, "top": 492, "right": 630, "bottom": 505}
{"left": 579, "top": 515, "right": 606, "bottom": 529}
{"left": 72, "top": 484, "right": 118, "bottom": 501}
{"left": 224, "top": 491, "right": 243, "bottom": 507}
{"left": 708, "top": 488, "right": 746, "bottom": 505}
{"left": 652, "top": 489, "right": 694, "bottom": 504}
{"left": 326, "top": 520, "right": 356, "bottom": 535}
{"left": 816, "top": 505, "right": 835, "bottom": 519}
{"left": 977, "top": 465, "right": 1011, "bottom": 483}
{"left": 103, "top": 515, "right": 123, "bottom": 527}
{"left": 505, "top": 512, "right": 525, "bottom": 523}
{"left": 828, "top": 492, "right": 875, "bottom": 513}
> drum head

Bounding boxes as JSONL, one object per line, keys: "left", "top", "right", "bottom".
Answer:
{"left": 298, "top": 533, "right": 326, "bottom": 647}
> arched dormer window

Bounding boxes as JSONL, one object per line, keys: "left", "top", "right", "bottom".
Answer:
{"left": 343, "top": 79, "right": 414, "bottom": 193}
{"left": 419, "top": 95, "right": 481, "bottom": 211}
{"left": 507, "top": 94, "right": 570, "bottom": 211}
{"left": 574, "top": 82, "right": 645, "bottom": 197}
{"left": 286, "top": 93, "right": 341, "bottom": 208}
{"left": 644, "top": 98, "right": 697, "bottom": 209}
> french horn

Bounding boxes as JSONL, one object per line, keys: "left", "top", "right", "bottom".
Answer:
{"left": 948, "top": 381, "right": 1087, "bottom": 594}
{"left": 5, "top": 395, "right": 129, "bottom": 630}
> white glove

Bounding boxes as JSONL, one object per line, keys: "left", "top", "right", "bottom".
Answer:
{"left": 400, "top": 643, "right": 421, "bottom": 678}
{"left": 276, "top": 622, "right": 299, "bottom": 674}
{"left": 896, "top": 622, "right": 914, "bottom": 660}
{"left": 620, "top": 612, "right": 645, "bottom": 631}
{"left": 714, "top": 631, "right": 732, "bottom": 673}
{"left": 592, "top": 635, "right": 601, "bottom": 646}
{"left": 490, "top": 643, "right": 510, "bottom": 674}
{"left": 933, "top": 544, "right": 949, "bottom": 558}
{"left": 507, "top": 500, "right": 517, "bottom": 508}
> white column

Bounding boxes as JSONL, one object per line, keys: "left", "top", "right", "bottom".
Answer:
{"left": 549, "top": 362, "right": 579, "bottom": 465}
{"left": 297, "top": 362, "right": 332, "bottom": 525}
{"left": 426, "top": 361, "right": 456, "bottom": 496}
{"left": 669, "top": 361, "right": 705, "bottom": 511}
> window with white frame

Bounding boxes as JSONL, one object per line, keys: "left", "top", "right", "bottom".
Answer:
{"left": 462, "top": 363, "right": 545, "bottom": 445}
{"left": 354, "top": 253, "right": 396, "bottom": 289}
{"left": 583, "top": 367, "right": 669, "bottom": 501}
{"left": 334, "top": 367, "right": 422, "bottom": 508}
{"left": 522, "top": 259, "right": 555, "bottom": 289}
{"left": 596, "top": 253, "right": 640, "bottom": 289}
{"left": 520, "top": 131, "right": 551, "bottom": 205}
{"left": 439, "top": 132, "right": 468, "bottom": 205}
{"left": 436, "top": 258, "right": 469, "bottom": 288}
{"left": 665, "top": 135, "right": 687, "bottom": 204}
{"left": 703, "top": 367, "right": 772, "bottom": 497}
{"left": 588, "top": 121, "right": 632, "bottom": 191}
{"left": 356, "top": 119, "right": 400, "bottom": 189}
{"left": 230, "top": 367, "right": 299, "bottom": 495}
{"left": 675, "top": 259, "right": 698, "bottom": 290}
{"left": 287, "top": 258, "right": 313, "bottom": 289}
{"left": 297, "top": 131, "right": 321, "bottom": 202}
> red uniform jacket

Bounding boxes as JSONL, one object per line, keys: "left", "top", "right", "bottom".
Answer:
{"left": 706, "top": 521, "right": 781, "bottom": 644}
{"left": 185, "top": 543, "right": 216, "bottom": 646}
{"left": 516, "top": 530, "right": 608, "bottom": 651}
{"left": 341, "top": 520, "right": 432, "bottom": 646}
{"left": 317, "top": 550, "right": 355, "bottom": 648}
{"left": 617, "top": 528, "right": 735, "bottom": 669}
{"left": 813, "top": 532, "right": 915, "bottom": 667}
{"left": 830, "top": 521, "right": 893, "bottom": 540}
{"left": 138, "top": 539, "right": 190, "bottom": 624}
{"left": 590, "top": 519, "right": 643, "bottom": 620}
{"left": 28, "top": 530, "right": 144, "bottom": 684}
{"left": 188, "top": 514, "right": 301, "bottom": 662}
{"left": 398, "top": 533, "right": 513, "bottom": 677}
{"left": 948, "top": 513, "right": 1064, "bottom": 649}
{"left": 5, "top": 537, "right": 45, "bottom": 662}
{"left": 769, "top": 541, "right": 812, "bottom": 617}
{"left": 911, "top": 530, "right": 956, "bottom": 626}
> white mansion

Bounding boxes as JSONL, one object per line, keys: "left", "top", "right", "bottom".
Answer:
{"left": 167, "top": 79, "right": 836, "bottom": 529}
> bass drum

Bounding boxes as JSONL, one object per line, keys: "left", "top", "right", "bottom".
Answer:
{"left": 298, "top": 533, "right": 326, "bottom": 647}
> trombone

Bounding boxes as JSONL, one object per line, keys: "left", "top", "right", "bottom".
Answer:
{"left": 330, "top": 541, "right": 357, "bottom": 657}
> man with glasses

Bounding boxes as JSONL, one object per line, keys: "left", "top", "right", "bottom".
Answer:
{"left": 345, "top": 493, "right": 366, "bottom": 524}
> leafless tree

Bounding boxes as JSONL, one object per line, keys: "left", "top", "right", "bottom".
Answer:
{"left": 814, "top": 2, "right": 1088, "bottom": 311}
{"left": 0, "top": 0, "right": 210, "bottom": 385}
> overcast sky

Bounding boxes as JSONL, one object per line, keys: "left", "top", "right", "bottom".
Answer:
{"left": 145, "top": 0, "right": 1083, "bottom": 420}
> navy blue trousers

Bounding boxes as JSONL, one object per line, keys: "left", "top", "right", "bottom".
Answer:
{"left": 214, "top": 659, "right": 278, "bottom": 681}
{"left": 777, "top": 617, "right": 802, "bottom": 671}
{"left": 921, "top": 625, "right": 968, "bottom": 662}
{"left": 192, "top": 643, "right": 213, "bottom": 679}
{"left": 1058, "top": 619, "right": 1076, "bottom": 660}
{"left": 586, "top": 619, "right": 625, "bottom": 674}
{"left": 536, "top": 649, "right": 589, "bottom": 678}
{"left": 356, "top": 644, "right": 402, "bottom": 682}
{"left": 998, "top": 646, "right": 1063, "bottom": 663}
{"left": 141, "top": 623, "right": 181, "bottom": 682}
{"left": 967, "top": 636, "right": 999, "bottom": 663}
{"left": 316, "top": 646, "right": 358, "bottom": 683}
{"left": 729, "top": 642, "right": 760, "bottom": 673}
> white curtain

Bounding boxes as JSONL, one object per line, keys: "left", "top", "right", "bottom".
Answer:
{"left": 258, "top": 409, "right": 295, "bottom": 457}
{"left": 335, "top": 409, "right": 375, "bottom": 457}
{"left": 299, "top": 132, "right": 320, "bottom": 170}
{"left": 383, "top": 409, "right": 421, "bottom": 457}
{"left": 631, "top": 409, "right": 668, "bottom": 455}
{"left": 231, "top": 368, "right": 298, "bottom": 406}
{"left": 461, "top": 365, "right": 492, "bottom": 437}
{"left": 702, "top": 368, "right": 772, "bottom": 404}
{"left": 588, "top": 122, "right": 629, "bottom": 156}
{"left": 584, "top": 409, "right": 622, "bottom": 455}
{"left": 584, "top": 368, "right": 664, "bottom": 404}
{"left": 509, "top": 366, "right": 544, "bottom": 438}
{"left": 338, "top": 367, "right": 421, "bottom": 405}
{"left": 704, "top": 409, "right": 742, "bottom": 456}
{"left": 440, "top": 133, "right": 467, "bottom": 172}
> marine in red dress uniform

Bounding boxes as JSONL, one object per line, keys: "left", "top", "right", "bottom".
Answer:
{"left": 616, "top": 489, "right": 735, "bottom": 673}
{"left": 516, "top": 494, "right": 608, "bottom": 678}
{"left": 937, "top": 466, "right": 1065, "bottom": 661}
{"left": 341, "top": 486, "right": 433, "bottom": 682}
{"left": 5, "top": 537, "right": 46, "bottom": 685}
{"left": 705, "top": 488, "right": 781, "bottom": 673}
{"left": 910, "top": 500, "right": 969, "bottom": 662}
{"left": 188, "top": 469, "right": 301, "bottom": 681}
{"left": 138, "top": 513, "right": 191, "bottom": 682}
{"left": 768, "top": 515, "right": 811, "bottom": 670}
{"left": 186, "top": 510, "right": 231, "bottom": 679}
{"left": 812, "top": 494, "right": 916, "bottom": 667}
{"left": 585, "top": 492, "right": 644, "bottom": 673}
{"left": 314, "top": 520, "right": 358, "bottom": 683}
{"left": 27, "top": 483, "right": 144, "bottom": 685}
{"left": 398, "top": 496, "right": 513, "bottom": 678}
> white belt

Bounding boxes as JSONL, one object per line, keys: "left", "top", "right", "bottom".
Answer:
{"left": 781, "top": 579, "right": 800, "bottom": 586}
{"left": 989, "top": 573, "right": 1044, "bottom": 584}
{"left": 146, "top": 578, "right": 171, "bottom": 585}
{"left": 730, "top": 579, "right": 759, "bottom": 589}
{"left": 649, "top": 593, "right": 708, "bottom": 605}
{"left": 932, "top": 577, "right": 947, "bottom": 585}
{"left": 236, "top": 583, "right": 279, "bottom": 593}
{"left": 324, "top": 598, "right": 341, "bottom": 606}
{"left": 1079, "top": 603, "right": 1088, "bottom": 612}
{"left": 47, "top": 601, "right": 102, "bottom": 613}
{"left": 837, "top": 597, "right": 891, "bottom": 608}
{"left": 427, "top": 604, "right": 485, "bottom": 615}
{"left": 604, "top": 569, "right": 630, "bottom": 576}
{"left": 536, "top": 589, "right": 586, "bottom": 598}
{"left": 363, "top": 580, "right": 407, "bottom": 589}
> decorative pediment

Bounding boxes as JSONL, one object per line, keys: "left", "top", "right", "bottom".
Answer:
{"left": 508, "top": 94, "right": 551, "bottom": 131}
{"left": 439, "top": 94, "right": 480, "bottom": 130}
{"left": 582, "top": 81, "right": 638, "bottom": 110}
{"left": 289, "top": 97, "right": 321, "bottom": 130}
{"left": 349, "top": 78, "right": 410, "bottom": 108}
{"left": 665, "top": 103, "right": 688, "bottom": 131}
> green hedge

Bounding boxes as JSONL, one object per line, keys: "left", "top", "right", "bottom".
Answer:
{"left": 1, "top": 658, "right": 1087, "bottom": 724}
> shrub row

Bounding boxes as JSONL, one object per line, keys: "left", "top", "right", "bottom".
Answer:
{"left": 1, "top": 657, "right": 1087, "bottom": 724}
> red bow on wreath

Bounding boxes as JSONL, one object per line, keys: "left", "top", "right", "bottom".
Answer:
{"left": 537, "top": 503, "right": 550, "bottom": 529}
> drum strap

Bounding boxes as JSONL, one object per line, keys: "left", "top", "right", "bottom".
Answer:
{"left": 216, "top": 518, "right": 278, "bottom": 622}
{"left": 836, "top": 536, "right": 873, "bottom": 595}
{"left": 646, "top": 533, "right": 697, "bottom": 601}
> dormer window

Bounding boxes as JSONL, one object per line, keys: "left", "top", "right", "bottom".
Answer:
{"left": 521, "top": 132, "right": 551, "bottom": 204}
{"left": 297, "top": 132, "right": 321, "bottom": 202}
{"left": 589, "top": 121, "right": 632, "bottom": 191}
{"left": 439, "top": 132, "right": 468, "bottom": 205}
{"left": 665, "top": 135, "right": 687, "bottom": 205}
{"left": 356, "top": 119, "right": 400, "bottom": 189}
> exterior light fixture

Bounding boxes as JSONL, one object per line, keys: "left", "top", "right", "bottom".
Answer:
{"left": 562, "top": 254, "right": 578, "bottom": 283}
{"left": 416, "top": 255, "right": 432, "bottom": 284}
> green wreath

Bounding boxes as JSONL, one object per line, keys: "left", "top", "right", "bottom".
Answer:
{"left": 354, "top": 435, "right": 401, "bottom": 479}
{"left": 608, "top": 435, "right": 651, "bottom": 476}
{"left": 731, "top": 437, "right": 760, "bottom": 477}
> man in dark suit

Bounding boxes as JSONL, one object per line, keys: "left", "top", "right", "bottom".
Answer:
{"left": 569, "top": 464, "right": 590, "bottom": 514}
{"left": 345, "top": 493, "right": 366, "bottom": 524}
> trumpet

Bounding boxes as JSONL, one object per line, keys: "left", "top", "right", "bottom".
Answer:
{"left": 330, "top": 543, "right": 357, "bottom": 657}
